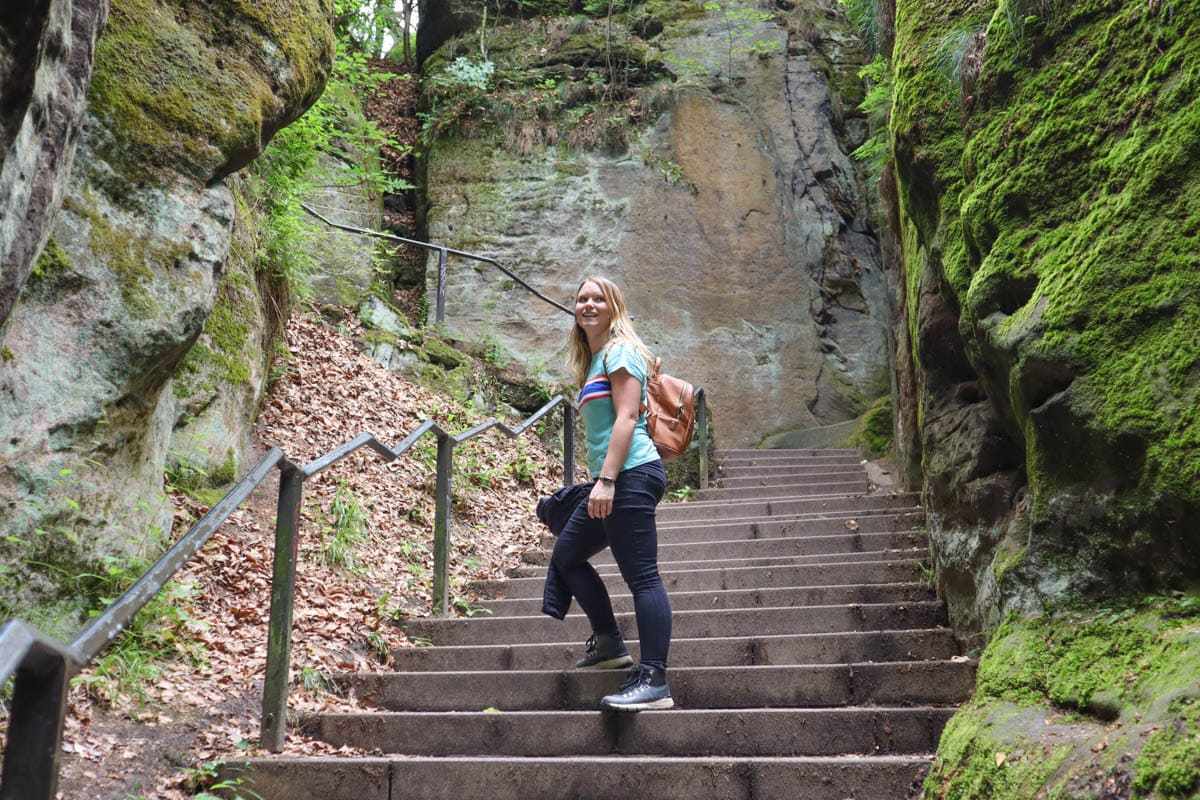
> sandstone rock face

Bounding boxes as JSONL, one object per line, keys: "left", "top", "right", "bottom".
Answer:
{"left": 305, "top": 152, "right": 384, "bottom": 305}
{"left": 421, "top": 3, "right": 890, "bottom": 447}
{"left": 415, "top": 0, "right": 483, "bottom": 65}
{"left": 889, "top": 1, "right": 1200, "bottom": 629}
{"left": 0, "top": 0, "right": 333, "bottom": 630}
{"left": 0, "top": 0, "right": 108, "bottom": 328}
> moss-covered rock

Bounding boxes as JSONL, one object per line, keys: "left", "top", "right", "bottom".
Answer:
{"left": 168, "top": 192, "right": 274, "bottom": 485}
{"left": 891, "top": 0, "right": 1200, "bottom": 622}
{"left": 88, "top": 0, "right": 334, "bottom": 185}
{"left": 854, "top": 394, "right": 894, "bottom": 456}
{"left": 926, "top": 597, "right": 1200, "bottom": 799}
{"left": 0, "top": 0, "right": 335, "bottom": 633}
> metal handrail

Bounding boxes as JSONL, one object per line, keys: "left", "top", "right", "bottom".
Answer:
{"left": 0, "top": 396, "right": 578, "bottom": 798}
{"left": 300, "top": 203, "right": 574, "bottom": 321}
{"left": 0, "top": 298, "right": 712, "bottom": 799}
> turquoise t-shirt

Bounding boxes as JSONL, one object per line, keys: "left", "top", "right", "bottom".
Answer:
{"left": 576, "top": 342, "right": 661, "bottom": 478}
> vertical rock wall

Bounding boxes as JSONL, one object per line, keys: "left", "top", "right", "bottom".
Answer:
{"left": 0, "top": 0, "right": 108, "bottom": 327}
{"left": 889, "top": 0, "right": 1200, "bottom": 631}
{"left": 419, "top": 1, "right": 890, "bottom": 448}
{"left": 0, "top": 0, "right": 334, "bottom": 632}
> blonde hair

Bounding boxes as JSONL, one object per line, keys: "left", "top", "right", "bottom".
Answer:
{"left": 567, "top": 275, "right": 653, "bottom": 387}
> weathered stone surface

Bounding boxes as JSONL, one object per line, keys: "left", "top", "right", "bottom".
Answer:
{"left": 421, "top": 3, "right": 890, "bottom": 447}
{"left": 85, "top": 0, "right": 334, "bottom": 184}
{"left": 416, "top": 0, "right": 484, "bottom": 65}
{"left": 0, "top": 157, "right": 233, "bottom": 631}
{"left": 0, "top": 0, "right": 108, "bottom": 328}
{"left": 166, "top": 201, "right": 275, "bottom": 486}
{"left": 890, "top": 0, "right": 1200, "bottom": 629}
{"left": 0, "top": 0, "right": 334, "bottom": 630}
{"left": 305, "top": 153, "right": 383, "bottom": 306}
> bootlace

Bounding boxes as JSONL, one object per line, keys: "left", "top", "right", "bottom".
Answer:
{"left": 583, "top": 634, "right": 597, "bottom": 656}
{"left": 616, "top": 664, "right": 653, "bottom": 693}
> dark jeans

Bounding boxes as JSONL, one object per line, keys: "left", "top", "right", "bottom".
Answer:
{"left": 550, "top": 460, "right": 672, "bottom": 671}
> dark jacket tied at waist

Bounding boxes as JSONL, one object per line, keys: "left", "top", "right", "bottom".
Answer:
{"left": 535, "top": 482, "right": 593, "bottom": 620}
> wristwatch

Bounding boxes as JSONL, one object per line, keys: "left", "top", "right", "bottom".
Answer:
{"left": 598, "top": 475, "right": 616, "bottom": 485}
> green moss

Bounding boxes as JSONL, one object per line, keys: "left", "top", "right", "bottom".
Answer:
{"left": 928, "top": 598, "right": 1200, "bottom": 798}
{"left": 87, "top": 0, "right": 333, "bottom": 183}
{"left": 32, "top": 237, "right": 71, "bottom": 280}
{"left": 854, "top": 394, "right": 894, "bottom": 456}
{"left": 422, "top": 337, "right": 467, "bottom": 370}
{"left": 362, "top": 329, "right": 401, "bottom": 347}
{"left": 894, "top": 0, "right": 1199, "bottom": 583}
{"left": 1, "top": 347, "right": 13, "bottom": 362}
{"left": 1133, "top": 697, "right": 1200, "bottom": 798}
{"left": 555, "top": 160, "right": 589, "bottom": 177}
{"left": 209, "top": 450, "right": 239, "bottom": 487}
{"left": 205, "top": 296, "right": 251, "bottom": 384}
{"left": 926, "top": 703, "right": 1074, "bottom": 799}
{"left": 173, "top": 235, "right": 262, "bottom": 406}
{"left": 81, "top": 209, "right": 192, "bottom": 319}
{"left": 991, "top": 543, "right": 1026, "bottom": 585}
{"left": 959, "top": 5, "right": 1200, "bottom": 518}
{"left": 975, "top": 601, "right": 1200, "bottom": 713}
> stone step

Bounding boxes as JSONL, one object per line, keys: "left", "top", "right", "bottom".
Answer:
{"left": 338, "top": 660, "right": 976, "bottom": 712}
{"left": 228, "top": 755, "right": 936, "bottom": 800}
{"left": 512, "top": 547, "right": 929, "bottom": 579}
{"left": 692, "top": 480, "right": 870, "bottom": 502}
{"left": 719, "top": 448, "right": 862, "bottom": 457}
{"left": 476, "top": 558, "right": 929, "bottom": 598}
{"left": 716, "top": 463, "right": 866, "bottom": 479}
{"left": 714, "top": 468, "right": 868, "bottom": 487}
{"left": 389, "top": 628, "right": 963, "bottom": 672}
{"left": 656, "top": 492, "right": 918, "bottom": 523}
{"left": 718, "top": 450, "right": 862, "bottom": 464}
{"left": 477, "top": 581, "right": 935, "bottom": 618}
{"left": 533, "top": 510, "right": 924, "bottom": 551}
{"left": 521, "top": 534, "right": 927, "bottom": 567}
{"left": 404, "top": 602, "right": 947, "bottom": 646}
{"left": 649, "top": 510, "right": 924, "bottom": 542}
{"left": 616, "top": 530, "right": 927, "bottom": 565}
{"left": 717, "top": 456, "right": 864, "bottom": 470}
{"left": 299, "top": 706, "right": 956, "bottom": 757}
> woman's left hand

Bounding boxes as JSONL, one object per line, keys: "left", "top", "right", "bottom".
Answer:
{"left": 588, "top": 480, "right": 615, "bottom": 519}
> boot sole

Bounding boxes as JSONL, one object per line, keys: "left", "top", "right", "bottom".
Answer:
{"left": 575, "top": 655, "right": 634, "bottom": 670}
{"left": 601, "top": 696, "right": 675, "bottom": 712}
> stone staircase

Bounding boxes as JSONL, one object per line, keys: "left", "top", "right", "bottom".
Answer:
{"left": 234, "top": 448, "right": 973, "bottom": 799}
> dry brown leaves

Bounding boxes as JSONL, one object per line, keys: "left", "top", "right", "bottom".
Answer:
{"left": 53, "top": 309, "right": 562, "bottom": 798}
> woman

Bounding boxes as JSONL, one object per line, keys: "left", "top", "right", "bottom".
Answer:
{"left": 551, "top": 275, "right": 673, "bottom": 711}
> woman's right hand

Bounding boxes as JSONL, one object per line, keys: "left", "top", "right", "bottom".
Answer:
{"left": 588, "top": 480, "right": 615, "bottom": 519}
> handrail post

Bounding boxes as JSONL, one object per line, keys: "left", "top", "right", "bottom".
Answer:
{"left": 0, "top": 651, "right": 69, "bottom": 800}
{"left": 562, "top": 403, "right": 575, "bottom": 486}
{"left": 432, "top": 433, "right": 453, "bottom": 616}
{"left": 261, "top": 464, "right": 304, "bottom": 752}
{"left": 697, "top": 390, "right": 709, "bottom": 490}
{"left": 435, "top": 248, "right": 448, "bottom": 324}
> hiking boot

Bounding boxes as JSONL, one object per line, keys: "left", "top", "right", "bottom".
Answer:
{"left": 575, "top": 633, "right": 634, "bottom": 670}
{"left": 600, "top": 664, "right": 674, "bottom": 711}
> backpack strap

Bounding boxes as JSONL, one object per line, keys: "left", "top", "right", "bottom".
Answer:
{"left": 602, "top": 348, "right": 649, "bottom": 416}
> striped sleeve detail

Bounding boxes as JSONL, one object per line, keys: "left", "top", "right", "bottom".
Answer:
{"left": 577, "top": 375, "right": 612, "bottom": 409}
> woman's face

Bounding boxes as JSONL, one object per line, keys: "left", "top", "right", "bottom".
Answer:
{"left": 575, "top": 281, "right": 613, "bottom": 339}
